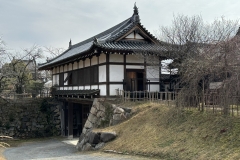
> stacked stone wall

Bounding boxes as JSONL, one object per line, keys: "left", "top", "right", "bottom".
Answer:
{"left": 0, "top": 98, "right": 61, "bottom": 138}
{"left": 77, "top": 98, "right": 132, "bottom": 151}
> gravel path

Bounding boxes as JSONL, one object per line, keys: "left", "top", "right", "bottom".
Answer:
{"left": 3, "top": 138, "right": 151, "bottom": 160}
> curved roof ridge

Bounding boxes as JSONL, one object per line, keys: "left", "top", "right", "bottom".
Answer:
{"left": 41, "top": 17, "right": 131, "bottom": 65}
{"left": 72, "top": 17, "right": 131, "bottom": 48}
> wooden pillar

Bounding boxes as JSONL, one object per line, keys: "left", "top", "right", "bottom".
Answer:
{"left": 159, "top": 57, "right": 162, "bottom": 92}
{"left": 68, "top": 102, "right": 73, "bottom": 139}
{"left": 144, "top": 55, "right": 147, "bottom": 91}
{"left": 106, "top": 54, "right": 110, "bottom": 96}
{"left": 124, "top": 54, "right": 126, "bottom": 90}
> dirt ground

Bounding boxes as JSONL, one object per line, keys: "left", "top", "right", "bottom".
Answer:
{"left": 2, "top": 138, "right": 154, "bottom": 160}
{"left": 0, "top": 148, "right": 5, "bottom": 160}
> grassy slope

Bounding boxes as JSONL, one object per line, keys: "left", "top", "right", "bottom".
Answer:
{"left": 97, "top": 102, "right": 240, "bottom": 160}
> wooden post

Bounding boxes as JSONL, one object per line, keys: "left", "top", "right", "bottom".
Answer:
{"left": 68, "top": 102, "right": 73, "bottom": 139}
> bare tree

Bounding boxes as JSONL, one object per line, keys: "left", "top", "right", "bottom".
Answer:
{"left": 157, "top": 15, "right": 240, "bottom": 114}
{"left": 44, "top": 46, "right": 65, "bottom": 59}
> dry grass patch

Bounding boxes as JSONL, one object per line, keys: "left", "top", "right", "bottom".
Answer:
{"left": 95, "top": 102, "right": 240, "bottom": 159}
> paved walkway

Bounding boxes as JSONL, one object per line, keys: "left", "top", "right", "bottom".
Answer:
{"left": 3, "top": 138, "right": 151, "bottom": 160}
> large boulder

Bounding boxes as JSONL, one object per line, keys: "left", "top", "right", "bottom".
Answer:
{"left": 82, "top": 143, "right": 93, "bottom": 151}
{"left": 95, "top": 142, "right": 105, "bottom": 150}
{"left": 76, "top": 138, "right": 85, "bottom": 151}
{"left": 100, "top": 131, "right": 117, "bottom": 142}
{"left": 89, "top": 132, "right": 100, "bottom": 144}
{"left": 114, "top": 107, "right": 124, "bottom": 114}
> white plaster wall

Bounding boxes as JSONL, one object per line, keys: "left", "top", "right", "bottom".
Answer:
{"left": 68, "top": 63, "right": 73, "bottom": 71}
{"left": 110, "top": 84, "right": 123, "bottom": 96}
{"left": 99, "top": 54, "right": 106, "bottom": 64}
{"left": 110, "top": 54, "right": 123, "bottom": 62}
{"left": 60, "top": 66, "right": 63, "bottom": 73}
{"left": 126, "top": 65, "right": 144, "bottom": 69}
{"left": 56, "top": 67, "right": 59, "bottom": 73}
{"left": 91, "top": 85, "right": 98, "bottom": 90}
{"left": 79, "top": 61, "right": 83, "bottom": 68}
{"left": 147, "top": 66, "right": 159, "bottom": 81}
{"left": 79, "top": 86, "right": 84, "bottom": 90}
{"left": 64, "top": 65, "right": 68, "bottom": 72}
{"left": 149, "top": 84, "right": 160, "bottom": 92}
{"left": 52, "top": 75, "right": 56, "bottom": 85}
{"left": 53, "top": 74, "right": 59, "bottom": 85}
{"left": 126, "top": 55, "right": 144, "bottom": 63}
{"left": 85, "top": 85, "right": 90, "bottom": 89}
{"left": 92, "top": 56, "right": 98, "bottom": 65}
{"left": 73, "top": 62, "right": 78, "bottom": 70}
{"left": 52, "top": 67, "right": 56, "bottom": 74}
{"left": 110, "top": 65, "right": 124, "bottom": 81}
{"left": 73, "top": 86, "right": 78, "bottom": 90}
{"left": 99, "top": 85, "right": 106, "bottom": 96}
{"left": 64, "top": 73, "right": 68, "bottom": 85}
{"left": 99, "top": 65, "right": 106, "bottom": 82}
{"left": 85, "top": 59, "right": 90, "bottom": 67}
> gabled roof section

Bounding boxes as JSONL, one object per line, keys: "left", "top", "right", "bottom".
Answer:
{"left": 38, "top": 4, "right": 160, "bottom": 70}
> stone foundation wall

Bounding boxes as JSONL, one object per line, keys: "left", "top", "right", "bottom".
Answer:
{"left": 0, "top": 98, "right": 62, "bottom": 138}
{"left": 77, "top": 98, "right": 132, "bottom": 151}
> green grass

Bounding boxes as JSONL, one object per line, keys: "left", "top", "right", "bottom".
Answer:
{"left": 96, "top": 102, "right": 240, "bottom": 160}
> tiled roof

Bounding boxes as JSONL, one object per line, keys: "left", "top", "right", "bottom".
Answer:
{"left": 38, "top": 6, "right": 161, "bottom": 70}
{"left": 94, "top": 41, "right": 168, "bottom": 53}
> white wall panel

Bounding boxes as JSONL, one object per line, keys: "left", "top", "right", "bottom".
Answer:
{"left": 85, "top": 59, "right": 90, "bottom": 67}
{"left": 52, "top": 75, "right": 56, "bottom": 85}
{"left": 149, "top": 84, "right": 160, "bottom": 92}
{"left": 56, "top": 67, "right": 59, "bottom": 73}
{"left": 110, "top": 54, "right": 123, "bottom": 62}
{"left": 99, "top": 85, "right": 106, "bottom": 96}
{"left": 64, "top": 65, "right": 68, "bottom": 72}
{"left": 53, "top": 74, "right": 59, "bottom": 85}
{"left": 73, "top": 86, "right": 78, "bottom": 90}
{"left": 60, "top": 66, "right": 63, "bottom": 72}
{"left": 79, "top": 86, "right": 84, "bottom": 90}
{"left": 91, "top": 56, "right": 98, "bottom": 65}
{"left": 110, "top": 84, "right": 123, "bottom": 96}
{"left": 110, "top": 65, "right": 124, "bottom": 81}
{"left": 99, "top": 65, "right": 106, "bottom": 82}
{"left": 99, "top": 54, "right": 106, "bottom": 64}
{"left": 85, "top": 85, "right": 90, "bottom": 90}
{"left": 52, "top": 67, "right": 56, "bottom": 74}
{"left": 73, "top": 62, "right": 78, "bottom": 70}
{"left": 79, "top": 61, "right": 83, "bottom": 68}
{"left": 68, "top": 63, "right": 72, "bottom": 71}
{"left": 147, "top": 66, "right": 159, "bottom": 81}
{"left": 126, "top": 55, "right": 144, "bottom": 63}
{"left": 91, "top": 85, "right": 98, "bottom": 90}
{"left": 126, "top": 65, "right": 144, "bottom": 69}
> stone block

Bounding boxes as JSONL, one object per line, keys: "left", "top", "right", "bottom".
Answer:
{"left": 96, "top": 110, "right": 105, "bottom": 118}
{"left": 84, "top": 120, "right": 93, "bottom": 129}
{"left": 122, "top": 107, "right": 132, "bottom": 113}
{"left": 114, "top": 107, "right": 124, "bottom": 114}
{"left": 100, "top": 131, "right": 117, "bottom": 142}
{"left": 113, "top": 114, "right": 124, "bottom": 121}
{"left": 82, "top": 143, "right": 92, "bottom": 151}
{"left": 95, "top": 142, "right": 105, "bottom": 150}
{"left": 89, "top": 132, "right": 100, "bottom": 144}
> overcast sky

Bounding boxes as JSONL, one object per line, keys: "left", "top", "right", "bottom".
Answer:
{"left": 1, "top": 0, "right": 240, "bottom": 54}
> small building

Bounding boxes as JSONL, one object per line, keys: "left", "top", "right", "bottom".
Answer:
{"left": 38, "top": 4, "right": 170, "bottom": 138}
